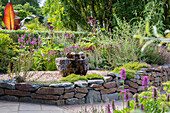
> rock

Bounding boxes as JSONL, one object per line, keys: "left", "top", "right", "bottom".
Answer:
{"left": 90, "top": 84, "right": 102, "bottom": 88}
{"left": 103, "top": 81, "right": 116, "bottom": 89}
{"left": 66, "top": 98, "right": 85, "bottom": 105}
{"left": 31, "top": 99, "right": 44, "bottom": 104}
{"left": 146, "top": 68, "right": 154, "bottom": 72}
{"left": 0, "top": 88, "right": 4, "bottom": 95}
{"left": 130, "top": 79, "right": 137, "bottom": 83}
{"left": 76, "top": 87, "right": 88, "bottom": 93}
{"left": 86, "top": 90, "right": 101, "bottom": 103}
{"left": 103, "top": 76, "right": 113, "bottom": 82}
{"left": 15, "top": 83, "right": 41, "bottom": 91}
{"left": 36, "top": 87, "right": 64, "bottom": 95}
{"left": 5, "top": 89, "right": 31, "bottom": 96}
{"left": 94, "top": 86, "right": 104, "bottom": 91}
{"left": 102, "top": 93, "right": 119, "bottom": 102}
{"left": 31, "top": 94, "right": 59, "bottom": 100}
{"left": 137, "top": 80, "right": 142, "bottom": 85}
{"left": 65, "top": 88, "right": 75, "bottom": 93}
{"left": 56, "top": 100, "right": 65, "bottom": 106}
{"left": 64, "top": 92, "right": 74, "bottom": 99}
{"left": 0, "top": 83, "right": 15, "bottom": 90}
{"left": 0, "top": 95, "right": 19, "bottom": 101}
{"left": 75, "top": 93, "right": 86, "bottom": 98}
{"left": 149, "top": 76, "right": 154, "bottom": 81}
{"left": 44, "top": 100, "right": 59, "bottom": 105}
{"left": 74, "top": 80, "right": 88, "bottom": 88}
{"left": 137, "top": 86, "right": 145, "bottom": 92}
{"left": 19, "top": 97, "right": 33, "bottom": 102}
{"left": 129, "top": 87, "right": 137, "bottom": 93}
{"left": 65, "top": 85, "right": 74, "bottom": 90}
{"left": 117, "top": 85, "right": 129, "bottom": 91}
{"left": 49, "top": 83, "right": 73, "bottom": 87}
{"left": 125, "top": 80, "right": 139, "bottom": 89}
{"left": 88, "top": 80, "right": 104, "bottom": 84}
{"left": 107, "top": 72, "right": 120, "bottom": 79}
{"left": 134, "top": 75, "right": 140, "bottom": 80}
{"left": 155, "top": 77, "right": 160, "bottom": 83}
{"left": 115, "top": 77, "right": 120, "bottom": 88}
{"left": 101, "top": 88, "right": 117, "bottom": 95}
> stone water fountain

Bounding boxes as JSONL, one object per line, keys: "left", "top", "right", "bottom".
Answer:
{"left": 55, "top": 52, "right": 89, "bottom": 77}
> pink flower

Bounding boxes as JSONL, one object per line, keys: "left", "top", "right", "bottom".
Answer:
{"left": 142, "top": 76, "right": 149, "bottom": 89}
{"left": 120, "top": 69, "right": 126, "bottom": 80}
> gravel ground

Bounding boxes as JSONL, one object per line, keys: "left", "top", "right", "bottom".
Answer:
{"left": 0, "top": 70, "right": 109, "bottom": 82}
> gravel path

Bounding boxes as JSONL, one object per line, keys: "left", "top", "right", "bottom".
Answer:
{"left": 0, "top": 70, "right": 109, "bottom": 82}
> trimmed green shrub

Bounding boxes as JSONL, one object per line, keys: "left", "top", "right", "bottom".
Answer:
{"left": 111, "top": 62, "right": 151, "bottom": 79}
{"left": 61, "top": 73, "right": 104, "bottom": 83}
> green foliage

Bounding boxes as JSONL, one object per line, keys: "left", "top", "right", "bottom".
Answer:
{"left": 61, "top": 74, "right": 88, "bottom": 83}
{"left": 61, "top": 73, "right": 103, "bottom": 83}
{"left": 111, "top": 62, "right": 150, "bottom": 79}
{"left": 85, "top": 73, "right": 104, "bottom": 80}
{"left": 0, "top": 33, "right": 18, "bottom": 72}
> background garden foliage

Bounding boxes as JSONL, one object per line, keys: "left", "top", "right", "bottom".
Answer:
{"left": 0, "top": 0, "right": 169, "bottom": 76}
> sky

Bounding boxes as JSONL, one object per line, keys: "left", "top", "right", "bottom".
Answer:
{"left": 39, "top": 0, "right": 46, "bottom": 7}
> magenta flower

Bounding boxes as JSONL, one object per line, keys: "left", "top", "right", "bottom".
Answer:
{"left": 30, "top": 41, "right": 35, "bottom": 45}
{"left": 91, "top": 19, "right": 96, "bottom": 24}
{"left": 18, "top": 39, "right": 22, "bottom": 42}
{"left": 142, "top": 96, "right": 148, "bottom": 99}
{"left": 47, "top": 22, "right": 52, "bottom": 25}
{"left": 124, "top": 89, "right": 130, "bottom": 102}
{"left": 126, "top": 101, "right": 130, "bottom": 109}
{"left": 26, "top": 40, "right": 29, "bottom": 44}
{"left": 152, "top": 87, "right": 158, "bottom": 100}
{"left": 48, "top": 59, "right": 51, "bottom": 62}
{"left": 17, "top": 34, "right": 19, "bottom": 37}
{"left": 142, "top": 76, "right": 149, "bottom": 89}
{"left": 120, "top": 69, "right": 126, "bottom": 80}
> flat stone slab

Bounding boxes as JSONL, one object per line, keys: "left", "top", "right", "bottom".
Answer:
{"left": 74, "top": 80, "right": 88, "bottom": 88}
{"left": 36, "top": 87, "right": 64, "bottom": 95}
{"left": 102, "top": 93, "right": 119, "bottom": 102}
{"left": 49, "top": 83, "right": 73, "bottom": 87}
{"left": 88, "top": 79, "right": 104, "bottom": 84}
{"left": 15, "top": 83, "right": 41, "bottom": 91}
{"left": 0, "top": 83, "right": 15, "bottom": 90}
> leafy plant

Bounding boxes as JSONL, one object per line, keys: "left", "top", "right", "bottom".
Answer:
{"left": 111, "top": 62, "right": 150, "bottom": 79}
{"left": 61, "top": 73, "right": 103, "bottom": 83}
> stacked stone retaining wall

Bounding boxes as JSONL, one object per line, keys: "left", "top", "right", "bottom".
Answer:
{"left": 0, "top": 66, "right": 169, "bottom": 105}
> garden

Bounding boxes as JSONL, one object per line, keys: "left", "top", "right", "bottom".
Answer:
{"left": 0, "top": 0, "right": 170, "bottom": 113}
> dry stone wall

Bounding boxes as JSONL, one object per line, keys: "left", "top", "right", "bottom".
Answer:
{"left": 0, "top": 66, "right": 169, "bottom": 105}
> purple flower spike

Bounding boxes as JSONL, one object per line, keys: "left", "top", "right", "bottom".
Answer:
{"left": 126, "top": 101, "right": 130, "bottom": 109}
{"left": 124, "top": 89, "right": 130, "bottom": 102}
{"left": 152, "top": 87, "right": 158, "bottom": 101}
{"left": 112, "top": 100, "right": 116, "bottom": 110}
{"left": 106, "top": 104, "right": 111, "bottom": 113}
{"left": 134, "top": 94, "right": 139, "bottom": 108}
{"left": 140, "top": 104, "right": 145, "bottom": 111}
{"left": 120, "top": 69, "right": 126, "bottom": 80}
{"left": 88, "top": 17, "right": 93, "bottom": 20}
{"left": 142, "top": 76, "right": 149, "bottom": 89}
{"left": 167, "top": 94, "right": 170, "bottom": 102}
{"left": 47, "top": 22, "right": 52, "bottom": 25}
